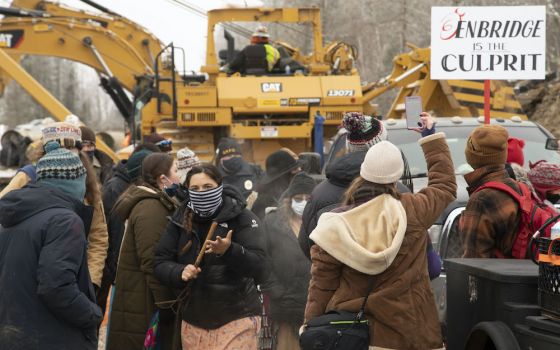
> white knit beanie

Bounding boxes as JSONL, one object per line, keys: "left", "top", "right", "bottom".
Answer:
{"left": 360, "top": 141, "right": 404, "bottom": 184}
{"left": 177, "top": 147, "right": 200, "bottom": 184}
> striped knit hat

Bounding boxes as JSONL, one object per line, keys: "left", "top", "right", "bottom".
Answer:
{"left": 342, "top": 112, "right": 387, "bottom": 152}
{"left": 177, "top": 147, "right": 201, "bottom": 184}
{"left": 37, "top": 141, "right": 87, "bottom": 201}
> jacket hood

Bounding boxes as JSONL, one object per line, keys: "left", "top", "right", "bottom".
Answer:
{"left": 215, "top": 184, "right": 247, "bottom": 222}
{"left": 310, "top": 194, "right": 407, "bottom": 275}
{"left": 326, "top": 151, "right": 366, "bottom": 187}
{"left": 171, "top": 185, "right": 247, "bottom": 227}
{"left": 112, "top": 160, "right": 131, "bottom": 183}
{"left": 114, "top": 184, "right": 175, "bottom": 220}
{"left": 0, "top": 184, "right": 86, "bottom": 227}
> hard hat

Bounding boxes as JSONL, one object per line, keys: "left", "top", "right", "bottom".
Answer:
{"left": 252, "top": 25, "right": 270, "bottom": 38}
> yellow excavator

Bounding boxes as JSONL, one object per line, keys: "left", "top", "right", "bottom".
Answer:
{"left": 0, "top": 0, "right": 526, "bottom": 164}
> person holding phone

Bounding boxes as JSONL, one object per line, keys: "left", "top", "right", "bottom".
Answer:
{"left": 304, "top": 113, "right": 455, "bottom": 349}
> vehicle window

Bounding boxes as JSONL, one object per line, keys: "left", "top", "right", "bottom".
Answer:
{"left": 388, "top": 126, "right": 560, "bottom": 177}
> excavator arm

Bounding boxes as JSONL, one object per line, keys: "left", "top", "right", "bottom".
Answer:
{"left": 0, "top": 47, "right": 118, "bottom": 161}
{"left": 0, "top": 16, "right": 152, "bottom": 90}
{"left": 12, "top": 0, "right": 165, "bottom": 69}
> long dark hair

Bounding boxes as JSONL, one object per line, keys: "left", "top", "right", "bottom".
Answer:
{"left": 342, "top": 176, "right": 400, "bottom": 206}
{"left": 141, "top": 153, "right": 174, "bottom": 188}
{"left": 78, "top": 151, "right": 100, "bottom": 205}
{"left": 182, "top": 163, "right": 223, "bottom": 233}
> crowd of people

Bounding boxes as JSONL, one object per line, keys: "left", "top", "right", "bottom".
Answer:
{"left": 0, "top": 110, "right": 559, "bottom": 350}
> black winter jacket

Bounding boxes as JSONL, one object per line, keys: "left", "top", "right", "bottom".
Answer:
{"left": 298, "top": 151, "right": 411, "bottom": 258}
{"left": 0, "top": 184, "right": 101, "bottom": 350}
{"left": 229, "top": 43, "right": 268, "bottom": 74}
{"left": 218, "top": 158, "right": 263, "bottom": 200}
{"left": 101, "top": 160, "right": 131, "bottom": 283}
{"left": 154, "top": 185, "right": 267, "bottom": 329}
{"left": 262, "top": 207, "right": 310, "bottom": 325}
{"left": 252, "top": 174, "right": 292, "bottom": 220}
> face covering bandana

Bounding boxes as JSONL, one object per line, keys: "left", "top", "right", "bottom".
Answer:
{"left": 188, "top": 185, "right": 224, "bottom": 218}
{"left": 85, "top": 150, "right": 95, "bottom": 162}
{"left": 291, "top": 199, "right": 307, "bottom": 217}
{"left": 221, "top": 157, "right": 244, "bottom": 173}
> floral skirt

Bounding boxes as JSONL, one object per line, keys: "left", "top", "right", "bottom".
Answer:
{"left": 181, "top": 316, "right": 261, "bottom": 350}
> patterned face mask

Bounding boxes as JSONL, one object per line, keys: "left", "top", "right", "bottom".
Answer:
{"left": 188, "top": 185, "right": 223, "bottom": 218}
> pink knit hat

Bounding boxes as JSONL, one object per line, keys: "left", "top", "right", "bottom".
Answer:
{"left": 527, "top": 160, "right": 560, "bottom": 200}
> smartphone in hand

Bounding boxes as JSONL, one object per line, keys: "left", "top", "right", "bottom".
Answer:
{"left": 405, "top": 96, "right": 423, "bottom": 130}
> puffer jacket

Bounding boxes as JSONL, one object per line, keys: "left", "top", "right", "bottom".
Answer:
{"left": 0, "top": 166, "right": 108, "bottom": 287}
{"left": 305, "top": 133, "right": 456, "bottom": 349}
{"left": 261, "top": 207, "right": 310, "bottom": 325}
{"left": 0, "top": 184, "right": 102, "bottom": 350}
{"left": 107, "top": 185, "right": 177, "bottom": 350}
{"left": 154, "top": 185, "right": 267, "bottom": 330}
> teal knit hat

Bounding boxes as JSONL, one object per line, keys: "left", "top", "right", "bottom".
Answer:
{"left": 126, "top": 149, "right": 153, "bottom": 180}
{"left": 37, "top": 141, "right": 87, "bottom": 201}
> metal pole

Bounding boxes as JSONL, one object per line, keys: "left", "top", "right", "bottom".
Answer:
{"left": 484, "top": 80, "right": 491, "bottom": 124}
{"left": 314, "top": 111, "right": 325, "bottom": 167}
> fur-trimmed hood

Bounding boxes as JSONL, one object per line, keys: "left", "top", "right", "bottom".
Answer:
{"left": 310, "top": 194, "right": 407, "bottom": 275}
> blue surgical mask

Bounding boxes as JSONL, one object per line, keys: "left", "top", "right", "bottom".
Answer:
{"left": 162, "top": 176, "right": 182, "bottom": 198}
{"left": 291, "top": 198, "right": 307, "bottom": 217}
{"left": 164, "top": 183, "right": 180, "bottom": 197}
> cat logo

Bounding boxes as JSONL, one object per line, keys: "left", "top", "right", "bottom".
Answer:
{"left": 261, "top": 83, "right": 282, "bottom": 93}
{"left": 0, "top": 30, "right": 24, "bottom": 48}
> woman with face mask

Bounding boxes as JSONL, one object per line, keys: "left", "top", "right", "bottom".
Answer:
{"left": 154, "top": 163, "right": 267, "bottom": 350}
{"left": 107, "top": 153, "right": 179, "bottom": 350}
{"left": 260, "top": 172, "right": 316, "bottom": 350}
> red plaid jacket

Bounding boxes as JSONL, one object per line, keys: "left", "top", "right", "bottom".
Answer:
{"left": 460, "top": 165, "right": 521, "bottom": 258}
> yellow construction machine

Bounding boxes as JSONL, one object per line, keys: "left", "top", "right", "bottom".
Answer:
{"left": 0, "top": 0, "right": 526, "bottom": 164}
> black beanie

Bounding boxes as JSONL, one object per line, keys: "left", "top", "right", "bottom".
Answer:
{"left": 217, "top": 137, "right": 242, "bottom": 160}
{"left": 286, "top": 172, "right": 316, "bottom": 197}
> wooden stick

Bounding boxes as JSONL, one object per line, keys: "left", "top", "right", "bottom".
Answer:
{"left": 194, "top": 221, "right": 218, "bottom": 267}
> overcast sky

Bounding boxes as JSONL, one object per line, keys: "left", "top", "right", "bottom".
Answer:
{"left": 8, "top": 0, "right": 263, "bottom": 71}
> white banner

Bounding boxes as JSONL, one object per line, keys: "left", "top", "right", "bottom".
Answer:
{"left": 431, "top": 6, "right": 546, "bottom": 80}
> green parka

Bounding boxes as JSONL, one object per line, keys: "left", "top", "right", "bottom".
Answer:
{"left": 107, "top": 185, "right": 177, "bottom": 350}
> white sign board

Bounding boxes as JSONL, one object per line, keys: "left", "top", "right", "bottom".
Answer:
{"left": 431, "top": 6, "right": 546, "bottom": 80}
